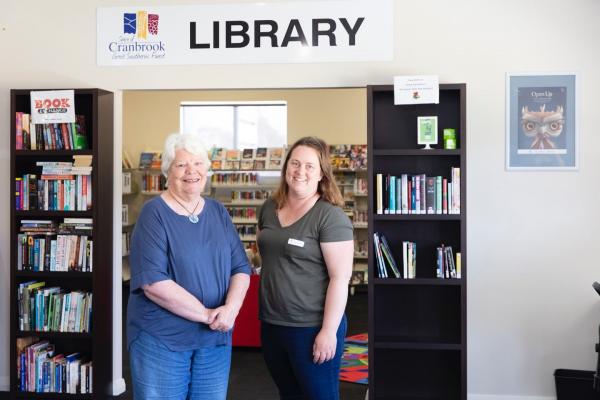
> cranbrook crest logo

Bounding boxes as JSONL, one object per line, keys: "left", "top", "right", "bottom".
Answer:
{"left": 124, "top": 11, "right": 159, "bottom": 38}
{"left": 108, "top": 10, "right": 166, "bottom": 61}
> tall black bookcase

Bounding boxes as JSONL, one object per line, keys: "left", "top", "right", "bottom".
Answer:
{"left": 367, "top": 84, "right": 467, "bottom": 399}
{"left": 9, "top": 89, "right": 114, "bottom": 398}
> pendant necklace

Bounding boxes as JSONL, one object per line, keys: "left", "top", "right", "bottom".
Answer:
{"left": 172, "top": 194, "right": 201, "bottom": 223}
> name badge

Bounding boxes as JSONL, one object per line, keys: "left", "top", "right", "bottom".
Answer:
{"left": 287, "top": 238, "right": 305, "bottom": 248}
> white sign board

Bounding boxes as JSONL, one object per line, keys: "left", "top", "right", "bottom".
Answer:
{"left": 30, "top": 90, "right": 76, "bottom": 124}
{"left": 394, "top": 76, "right": 439, "bottom": 105}
{"left": 97, "top": 1, "right": 393, "bottom": 65}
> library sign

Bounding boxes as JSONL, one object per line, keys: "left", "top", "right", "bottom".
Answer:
{"left": 97, "top": 1, "right": 393, "bottom": 65}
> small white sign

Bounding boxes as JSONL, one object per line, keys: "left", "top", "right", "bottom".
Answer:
{"left": 287, "top": 238, "right": 305, "bottom": 248}
{"left": 30, "top": 90, "right": 76, "bottom": 124}
{"left": 393, "top": 75, "right": 439, "bottom": 105}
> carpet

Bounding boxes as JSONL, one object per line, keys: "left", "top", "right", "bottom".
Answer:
{"left": 339, "top": 333, "right": 368, "bottom": 385}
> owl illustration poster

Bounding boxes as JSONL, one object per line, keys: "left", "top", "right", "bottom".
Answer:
{"left": 506, "top": 73, "right": 578, "bottom": 170}
{"left": 517, "top": 87, "right": 566, "bottom": 154}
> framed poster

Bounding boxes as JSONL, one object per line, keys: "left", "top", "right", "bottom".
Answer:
{"left": 417, "top": 116, "right": 438, "bottom": 149}
{"left": 506, "top": 73, "right": 578, "bottom": 170}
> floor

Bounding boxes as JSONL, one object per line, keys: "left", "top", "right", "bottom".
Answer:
{"left": 119, "top": 286, "right": 368, "bottom": 400}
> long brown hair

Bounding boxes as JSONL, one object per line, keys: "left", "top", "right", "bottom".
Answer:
{"left": 272, "top": 137, "right": 344, "bottom": 209}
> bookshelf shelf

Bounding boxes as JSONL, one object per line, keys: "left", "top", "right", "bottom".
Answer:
{"left": 373, "top": 214, "right": 461, "bottom": 221}
{"left": 16, "top": 393, "right": 93, "bottom": 399}
{"left": 10, "top": 88, "right": 114, "bottom": 398}
{"left": 373, "top": 341, "right": 463, "bottom": 351}
{"left": 367, "top": 84, "right": 467, "bottom": 399}
{"left": 16, "top": 331, "right": 93, "bottom": 339}
{"left": 15, "top": 150, "right": 94, "bottom": 157}
{"left": 15, "top": 210, "right": 94, "bottom": 218}
{"left": 372, "top": 278, "right": 463, "bottom": 286}
{"left": 373, "top": 149, "right": 461, "bottom": 156}
{"left": 15, "top": 271, "right": 93, "bottom": 278}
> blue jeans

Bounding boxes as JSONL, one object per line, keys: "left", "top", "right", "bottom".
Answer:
{"left": 129, "top": 330, "right": 231, "bottom": 400}
{"left": 261, "top": 316, "right": 347, "bottom": 400}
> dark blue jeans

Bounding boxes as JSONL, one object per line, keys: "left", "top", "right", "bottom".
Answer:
{"left": 261, "top": 316, "right": 347, "bottom": 400}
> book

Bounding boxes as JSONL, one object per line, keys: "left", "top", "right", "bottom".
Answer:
{"left": 242, "top": 148, "right": 255, "bottom": 159}
{"left": 379, "top": 234, "right": 401, "bottom": 278}
{"left": 122, "top": 172, "right": 132, "bottom": 194}
{"left": 211, "top": 160, "right": 222, "bottom": 170}
{"left": 266, "top": 159, "right": 282, "bottom": 170}
{"left": 268, "top": 147, "right": 284, "bottom": 160}
{"left": 122, "top": 150, "right": 133, "bottom": 169}
{"left": 225, "top": 149, "right": 241, "bottom": 161}
{"left": 138, "top": 152, "right": 154, "bottom": 169}
{"left": 122, "top": 205, "right": 129, "bottom": 225}
{"left": 255, "top": 147, "right": 268, "bottom": 160}
{"left": 376, "top": 174, "right": 383, "bottom": 214}
{"left": 241, "top": 160, "right": 255, "bottom": 170}
{"left": 210, "top": 147, "right": 225, "bottom": 161}
{"left": 254, "top": 160, "right": 266, "bottom": 170}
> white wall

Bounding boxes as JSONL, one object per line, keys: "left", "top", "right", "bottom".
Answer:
{"left": 1, "top": 0, "right": 599, "bottom": 398}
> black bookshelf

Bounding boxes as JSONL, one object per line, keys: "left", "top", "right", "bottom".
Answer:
{"left": 367, "top": 84, "right": 467, "bottom": 399}
{"left": 9, "top": 89, "right": 114, "bottom": 398}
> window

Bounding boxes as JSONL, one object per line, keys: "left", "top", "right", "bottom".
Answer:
{"left": 180, "top": 101, "right": 287, "bottom": 149}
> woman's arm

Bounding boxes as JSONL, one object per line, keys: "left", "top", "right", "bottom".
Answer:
{"left": 313, "top": 239, "right": 354, "bottom": 364}
{"left": 143, "top": 280, "right": 214, "bottom": 324}
{"left": 209, "top": 272, "right": 250, "bottom": 332}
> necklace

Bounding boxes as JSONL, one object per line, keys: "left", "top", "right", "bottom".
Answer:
{"left": 171, "top": 194, "right": 201, "bottom": 223}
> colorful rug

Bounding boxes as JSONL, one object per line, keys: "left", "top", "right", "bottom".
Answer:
{"left": 339, "top": 333, "right": 368, "bottom": 384}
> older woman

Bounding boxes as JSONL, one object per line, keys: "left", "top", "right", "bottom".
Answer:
{"left": 127, "top": 133, "right": 250, "bottom": 400}
{"left": 257, "top": 137, "right": 354, "bottom": 400}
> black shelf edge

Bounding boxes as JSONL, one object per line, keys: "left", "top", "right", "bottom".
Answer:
{"left": 15, "top": 271, "right": 93, "bottom": 278}
{"left": 372, "top": 278, "right": 463, "bottom": 286}
{"left": 15, "top": 392, "right": 93, "bottom": 399}
{"left": 15, "top": 150, "right": 94, "bottom": 157}
{"left": 373, "top": 342, "right": 463, "bottom": 351}
{"left": 373, "top": 214, "right": 461, "bottom": 221}
{"left": 15, "top": 210, "right": 94, "bottom": 218}
{"left": 373, "top": 149, "right": 461, "bottom": 156}
{"left": 16, "top": 331, "right": 92, "bottom": 339}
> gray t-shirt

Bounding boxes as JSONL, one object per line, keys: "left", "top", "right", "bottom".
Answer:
{"left": 257, "top": 197, "right": 353, "bottom": 327}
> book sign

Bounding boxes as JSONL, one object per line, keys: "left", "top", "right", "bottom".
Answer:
{"left": 30, "top": 90, "right": 76, "bottom": 124}
{"left": 393, "top": 75, "right": 439, "bottom": 105}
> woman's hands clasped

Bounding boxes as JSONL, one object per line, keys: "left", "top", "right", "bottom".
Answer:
{"left": 207, "top": 304, "right": 239, "bottom": 332}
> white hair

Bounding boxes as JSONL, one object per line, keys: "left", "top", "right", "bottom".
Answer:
{"left": 161, "top": 133, "right": 210, "bottom": 177}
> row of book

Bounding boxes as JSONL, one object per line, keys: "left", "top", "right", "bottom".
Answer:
{"left": 226, "top": 207, "right": 257, "bottom": 221}
{"left": 141, "top": 172, "right": 166, "bottom": 192}
{"left": 375, "top": 168, "right": 461, "bottom": 215}
{"left": 18, "top": 281, "right": 92, "bottom": 333}
{"left": 354, "top": 238, "right": 368, "bottom": 258}
{"left": 236, "top": 225, "right": 257, "bottom": 238}
{"left": 373, "top": 233, "right": 416, "bottom": 279}
{"left": 211, "top": 172, "right": 259, "bottom": 185}
{"left": 353, "top": 210, "right": 368, "bottom": 224}
{"left": 230, "top": 189, "right": 273, "bottom": 202}
{"left": 373, "top": 232, "right": 462, "bottom": 279}
{"left": 213, "top": 159, "right": 281, "bottom": 171}
{"left": 122, "top": 231, "right": 132, "bottom": 257}
{"left": 211, "top": 147, "right": 284, "bottom": 163}
{"left": 330, "top": 144, "right": 367, "bottom": 171}
{"left": 437, "top": 245, "right": 461, "bottom": 279}
{"left": 15, "top": 112, "right": 88, "bottom": 150}
{"left": 16, "top": 174, "right": 92, "bottom": 211}
{"left": 18, "top": 219, "right": 94, "bottom": 272}
{"left": 17, "top": 338, "right": 92, "bottom": 394}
